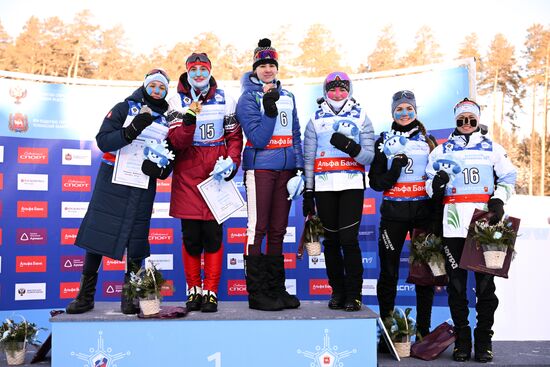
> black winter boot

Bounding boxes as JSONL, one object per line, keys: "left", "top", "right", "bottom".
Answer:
{"left": 244, "top": 255, "right": 285, "bottom": 311}
{"left": 474, "top": 328, "right": 494, "bottom": 363}
{"left": 121, "top": 273, "right": 139, "bottom": 314}
{"left": 66, "top": 273, "right": 98, "bottom": 314}
{"left": 328, "top": 293, "right": 346, "bottom": 310}
{"left": 186, "top": 286, "right": 203, "bottom": 311}
{"left": 264, "top": 255, "right": 300, "bottom": 309}
{"left": 452, "top": 326, "right": 472, "bottom": 362}
{"left": 201, "top": 290, "right": 218, "bottom": 313}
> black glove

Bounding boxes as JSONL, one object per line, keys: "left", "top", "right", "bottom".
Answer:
{"left": 167, "top": 110, "right": 196, "bottom": 126}
{"left": 390, "top": 153, "right": 409, "bottom": 171}
{"left": 262, "top": 88, "right": 279, "bottom": 118}
{"left": 431, "top": 170, "right": 450, "bottom": 201}
{"left": 302, "top": 190, "right": 315, "bottom": 217}
{"left": 141, "top": 160, "right": 171, "bottom": 180}
{"left": 487, "top": 198, "right": 505, "bottom": 225}
{"left": 330, "top": 133, "right": 361, "bottom": 157}
{"left": 124, "top": 113, "right": 154, "bottom": 141}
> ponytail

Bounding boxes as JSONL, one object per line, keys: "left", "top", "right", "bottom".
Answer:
{"left": 417, "top": 121, "right": 436, "bottom": 152}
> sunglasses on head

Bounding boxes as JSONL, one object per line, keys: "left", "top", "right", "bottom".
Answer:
{"left": 188, "top": 53, "right": 210, "bottom": 64}
{"left": 145, "top": 68, "right": 170, "bottom": 83}
{"left": 392, "top": 90, "right": 415, "bottom": 101}
{"left": 254, "top": 49, "right": 278, "bottom": 60}
{"left": 456, "top": 116, "right": 478, "bottom": 127}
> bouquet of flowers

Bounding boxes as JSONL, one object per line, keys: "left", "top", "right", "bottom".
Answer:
{"left": 303, "top": 215, "right": 324, "bottom": 256}
{"left": 469, "top": 215, "right": 517, "bottom": 269}
{"left": 382, "top": 307, "right": 416, "bottom": 358}
{"left": 124, "top": 264, "right": 170, "bottom": 315}
{"left": 409, "top": 232, "right": 446, "bottom": 277}
{"left": 0, "top": 316, "right": 45, "bottom": 365}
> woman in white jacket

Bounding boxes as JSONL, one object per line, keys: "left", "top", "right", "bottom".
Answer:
{"left": 302, "top": 72, "right": 375, "bottom": 311}
{"left": 426, "top": 98, "right": 517, "bottom": 363}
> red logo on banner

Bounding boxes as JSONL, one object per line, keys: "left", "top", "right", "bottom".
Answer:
{"left": 148, "top": 228, "right": 174, "bottom": 244}
{"left": 16, "top": 256, "right": 47, "bottom": 272}
{"left": 227, "top": 228, "right": 247, "bottom": 243}
{"left": 0, "top": 228, "right": 2, "bottom": 245}
{"left": 17, "top": 147, "right": 48, "bottom": 164}
{"left": 103, "top": 256, "right": 126, "bottom": 271}
{"left": 59, "top": 282, "right": 81, "bottom": 299}
{"left": 160, "top": 280, "right": 174, "bottom": 297}
{"left": 17, "top": 201, "right": 48, "bottom": 218}
{"left": 227, "top": 279, "right": 248, "bottom": 295}
{"left": 283, "top": 253, "right": 296, "bottom": 269}
{"left": 0, "top": 173, "right": 3, "bottom": 190}
{"left": 309, "top": 279, "right": 332, "bottom": 295}
{"left": 362, "top": 198, "right": 376, "bottom": 215}
{"left": 61, "top": 175, "right": 91, "bottom": 192}
{"left": 156, "top": 177, "right": 172, "bottom": 193}
{"left": 61, "top": 228, "right": 78, "bottom": 245}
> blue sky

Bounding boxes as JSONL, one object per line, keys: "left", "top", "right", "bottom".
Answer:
{"left": 0, "top": 0, "right": 549, "bottom": 68}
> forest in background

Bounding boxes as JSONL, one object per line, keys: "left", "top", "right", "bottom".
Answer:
{"left": 0, "top": 11, "right": 548, "bottom": 195}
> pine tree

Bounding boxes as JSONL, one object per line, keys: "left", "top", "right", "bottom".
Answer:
{"left": 296, "top": 24, "right": 341, "bottom": 77}
{"left": 399, "top": 25, "right": 442, "bottom": 68}
{"left": 365, "top": 25, "right": 398, "bottom": 72}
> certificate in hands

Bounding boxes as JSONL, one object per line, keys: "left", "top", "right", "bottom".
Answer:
{"left": 197, "top": 176, "right": 245, "bottom": 224}
{"left": 112, "top": 138, "right": 150, "bottom": 189}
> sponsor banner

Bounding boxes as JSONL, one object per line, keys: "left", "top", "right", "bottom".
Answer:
{"left": 102, "top": 281, "right": 124, "bottom": 298}
{"left": 309, "top": 279, "right": 332, "bottom": 295}
{"left": 103, "top": 257, "right": 126, "bottom": 271}
{"left": 146, "top": 254, "right": 174, "bottom": 271}
{"left": 17, "top": 147, "right": 48, "bottom": 164}
{"left": 15, "top": 283, "right": 46, "bottom": 301}
{"left": 59, "top": 282, "right": 80, "bottom": 299}
{"left": 227, "top": 279, "right": 247, "bottom": 296}
{"left": 308, "top": 253, "right": 326, "bottom": 269}
{"left": 148, "top": 228, "right": 174, "bottom": 244}
{"left": 15, "top": 255, "right": 47, "bottom": 272}
{"left": 227, "top": 227, "right": 247, "bottom": 244}
{"left": 60, "top": 228, "right": 78, "bottom": 245}
{"left": 61, "top": 175, "right": 91, "bottom": 192}
{"left": 151, "top": 202, "right": 170, "bottom": 218}
{"left": 160, "top": 280, "right": 174, "bottom": 297}
{"left": 227, "top": 253, "right": 244, "bottom": 270}
{"left": 60, "top": 255, "right": 84, "bottom": 272}
{"left": 361, "top": 251, "right": 377, "bottom": 269}
{"left": 362, "top": 279, "right": 377, "bottom": 296}
{"left": 62, "top": 148, "right": 92, "bottom": 166}
{"left": 156, "top": 177, "right": 172, "bottom": 193}
{"left": 61, "top": 201, "right": 89, "bottom": 218}
{"left": 17, "top": 201, "right": 48, "bottom": 218}
{"left": 362, "top": 198, "right": 376, "bottom": 215}
{"left": 358, "top": 225, "right": 376, "bottom": 242}
{"left": 0, "top": 173, "right": 3, "bottom": 190}
{"left": 17, "top": 173, "right": 48, "bottom": 191}
{"left": 283, "top": 227, "right": 296, "bottom": 243}
{"left": 16, "top": 228, "right": 47, "bottom": 245}
{"left": 396, "top": 280, "right": 416, "bottom": 296}
{"left": 283, "top": 253, "right": 297, "bottom": 269}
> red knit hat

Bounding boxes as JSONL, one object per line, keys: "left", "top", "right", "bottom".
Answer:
{"left": 186, "top": 53, "right": 211, "bottom": 72}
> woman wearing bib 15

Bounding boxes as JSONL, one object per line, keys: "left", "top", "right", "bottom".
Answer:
{"left": 236, "top": 38, "right": 304, "bottom": 311}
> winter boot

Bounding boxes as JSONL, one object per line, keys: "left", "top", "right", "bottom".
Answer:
{"left": 328, "top": 293, "right": 346, "bottom": 310}
{"left": 186, "top": 286, "right": 203, "bottom": 311}
{"left": 264, "top": 255, "right": 300, "bottom": 309}
{"left": 244, "top": 255, "right": 285, "bottom": 311}
{"left": 66, "top": 273, "right": 98, "bottom": 314}
{"left": 452, "top": 325, "right": 472, "bottom": 362}
{"left": 344, "top": 297, "right": 362, "bottom": 312}
{"left": 201, "top": 290, "right": 218, "bottom": 313}
{"left": 121, "top": 273, "right": 139, "bottom": 314}
{"left": 474, "top": 328, "right": 494, "bottom": 363}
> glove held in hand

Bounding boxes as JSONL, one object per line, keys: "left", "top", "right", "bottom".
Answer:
{"left": 330, "top": 133, "right": 361, "bottom": 158}
{"left": 302, "top": 190, "right": 316, "bottom": 217}
{"left": 125, "top": 113, "right": 154, "bottom": 141}
{"left": 262, "top": 89, "right": 279, "bottom": 118}
{"left": 487, "top": 198, "right": 505, "bottom": 225}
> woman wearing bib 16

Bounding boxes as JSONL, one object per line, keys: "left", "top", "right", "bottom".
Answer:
{"left": 368, "top": 90, "right": 438, "bottom": 342}
{"left": 236, "top": 38, "right": 304, "bottom": 311}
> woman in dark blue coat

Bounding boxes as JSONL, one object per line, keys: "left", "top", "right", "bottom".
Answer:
{"left": 66, "top": 69, "right": 172, "bottom": 315}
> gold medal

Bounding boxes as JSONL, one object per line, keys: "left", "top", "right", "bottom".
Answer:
{"left": 189, "top": 101, "right": 202, "bottom": 114}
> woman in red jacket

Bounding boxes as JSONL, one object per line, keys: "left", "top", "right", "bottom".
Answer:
{"left": 167, "top": 53, "right": 243, "bottom": 312}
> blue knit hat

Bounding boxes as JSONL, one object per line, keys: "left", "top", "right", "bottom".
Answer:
{"left": 391, "top": 90, "right": 416, "bottom": 115}
{"left": 143, "top": 69, "right": 170, "bottom": 90}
